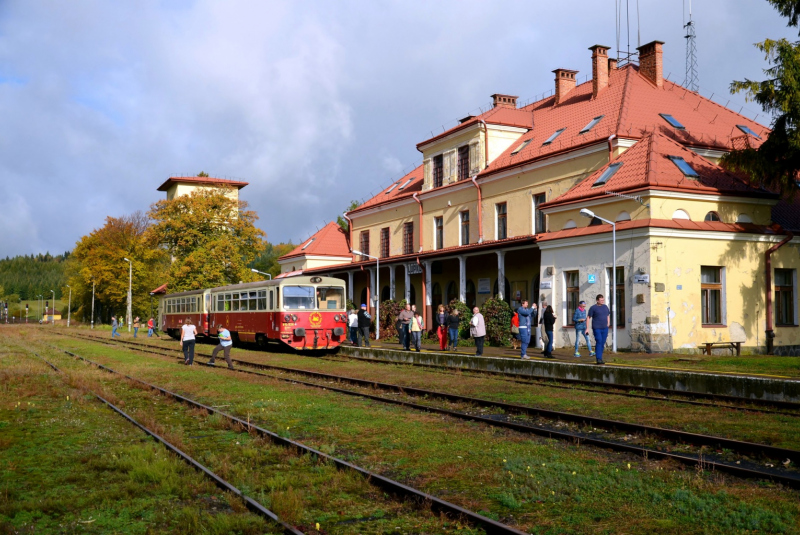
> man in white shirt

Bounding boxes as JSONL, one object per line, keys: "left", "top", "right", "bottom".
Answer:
{"left": 348, "top": 309, "right": 359, "bottom": 346}
{"left": 209, "top": 324, "right": 234, "bottom": 369}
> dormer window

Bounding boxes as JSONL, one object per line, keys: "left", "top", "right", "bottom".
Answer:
{"left": 385, "top": 183, "right": 398, "bottom": 194}
{"left": 592, "top": 162, "right": 623, "bottom": 187}
{"left": 511, "top": 139, "right": 532, "bottom": 155}
{"left": 736, "top": 124, "right": 761, "bottom": 139}
{"left": 659, "top": 113, "right": 685, "bottom": 129}
{"left": 580, "top": 115, "right": 604, "bottom": 134}
{"left": 301, "top": 238, "right": 315, "bottom": 250}
{"left": 667, "top": 156, "right": 699, "bottom": 178}
{"left": 542, "top": 128, "right": 566, "bottom": 146}
{"left": 398, "top": 178, "right": 414, "bottom": 190}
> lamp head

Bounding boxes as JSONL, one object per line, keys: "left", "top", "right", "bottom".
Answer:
{"left": 579, "top": 208, "right": 596, "bottom": 219}
{"left": 351, "top": 249, "right": 363, "bottom": 256}
{"left": 124, "top": 257, "right": 130, "bottom": 262}
{"left": 250, "top": 268, "right": 258, "bottom": 273}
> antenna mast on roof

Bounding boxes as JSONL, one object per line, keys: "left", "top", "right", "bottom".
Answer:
{"left": 683, "top": 0, "right": 699, "bottom": 92}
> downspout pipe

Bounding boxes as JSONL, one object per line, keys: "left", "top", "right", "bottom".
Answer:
{"left": 765, "top": 228, "right": 794, "bottom": 354}
{"left": 412, "top": 193, "right": 423, "bottom": 252}
{"left": 470, "top": 176, "right": 484, "bottom": 243}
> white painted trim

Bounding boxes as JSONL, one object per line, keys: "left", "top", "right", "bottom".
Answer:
{"left": 688, "top": 146, "right": 727, "bottom": 159}
{"left": 293, "top": 255, "right": 352, "bottom": 262}
{"left": 418, "top": 180, "right": 473, "bottom": 201}
{"left": 487, "top": 124, "right": 530, "bottom": 134}
{"left": 647, "top": 190, "right": 777, "bottom": 206}
{"left": 538, "top": 228, "right": 800, "bottom": 250}
{"left": 542, "top": 195, "right": 637, "bottom": 214}
{"left": 479, "top": 141, "right": 610, "bottom": 185}
{"left": 349, "top": 198, "right": 415, "bottom": 219}
{"left": 417, "top": 123, "right": 529, "bottom": 152}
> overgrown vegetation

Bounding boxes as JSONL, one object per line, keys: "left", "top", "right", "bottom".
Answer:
{"left": 0, "top": 253, "right": 68, "bottom": 301}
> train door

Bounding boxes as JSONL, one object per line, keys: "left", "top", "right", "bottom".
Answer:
{"left": 204, "top": 291, "right": 212, "bottom": 334}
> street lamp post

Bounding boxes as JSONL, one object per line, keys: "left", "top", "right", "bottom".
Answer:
{"left": 66, "top": 285, "right": 72, "bottom": 327}
{"left": 579, "top": 208, "right": 617, "bottom": 352}
{"left": 351, "top": 249, "right": 380, "bottom": 340}
{"left": 37, "top": 295, "right": 42, "bottom": 323}
{"left": 123, "top": 258, "right": 132, "bottom": 332}
{"left": 91, "top": 280, "right": 95, "bottom": 329}
{"left": 250, "top": 268, "right": 273, "bottom": 280}
{"left": 50, "top": 290, "right": 55, "bottom": 326}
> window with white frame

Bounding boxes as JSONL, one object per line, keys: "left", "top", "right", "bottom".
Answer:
{"left": 433, "top": 216, "right": 444, "bottom": 250}
{"left": 496, "top": 202, "right": 508, "bottom": 240}
{"left": 565, "top": 270, "right": 579, "bottom": 326}
{"left": 701, "top": 266, "right": 724, "bottom": 325}
{"left": 460, "top": 211, "right": 470, "bottom": 246}
{"left": 533, "top": 193, "right": 546, "bottom": 234}
{"left": 605, "top": 266, "right": 625, "bottom": 326}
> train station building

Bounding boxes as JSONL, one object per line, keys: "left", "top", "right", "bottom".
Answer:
{"left": 278, "top": 41, "right": 800, "bottom": 355}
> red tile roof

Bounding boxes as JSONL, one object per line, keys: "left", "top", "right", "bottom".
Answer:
{"left": 348, "top": 164, "right": 424, "bottom": 214}
{"left": 280, "top": 221, "right": 351, "bottom": 260}
{"left": 157, "top": 176, "right": 249, "bottom": 191}
{"left": 417, "top": 106, "right": 534, "bottom": 149}
{"left": 544, "top": 131, "right": 775, "bottom": 208}
{"left": 537, "top": 218, "right": 777, "bottom": 242}
{"left": 484, "top": 64, "right": 767, "bottom": 176}
{"left": 150, "top": 283, "right": 168, "bottom": 295}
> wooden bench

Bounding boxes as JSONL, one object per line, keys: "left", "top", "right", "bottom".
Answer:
{"left": 703, "top": 341, "right": 742, "bottom": 356}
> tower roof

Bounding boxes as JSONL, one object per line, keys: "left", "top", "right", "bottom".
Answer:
{"left": 157, "top": 176, "right": 249, "bottom": 192}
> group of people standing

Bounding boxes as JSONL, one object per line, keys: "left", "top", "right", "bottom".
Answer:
{"left": 110, "top": 315, "right": 159, "bottom": 338}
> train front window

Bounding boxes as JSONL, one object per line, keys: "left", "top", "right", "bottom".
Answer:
{"left": 317, "top": 287, "right": 345, "bottom": 310}
{"left": 283, "top": 286, "right": 316, "bottom": 310}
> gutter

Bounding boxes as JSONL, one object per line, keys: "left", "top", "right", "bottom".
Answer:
{"left": 470, "top": 176, "right": 484, "bottom": 243}
{"left": 412, "top": 193, "right": 423, "bottom": 252}
{"left": 765, "top": 227, "right": 794, "bottom": 354}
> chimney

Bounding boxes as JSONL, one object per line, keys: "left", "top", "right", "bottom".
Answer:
{"left": 552, "top": 69, "right": 578, "bottom": 105}
{"left": 637, "top": 40, "right": 665, "bottom": 88}
{"left": 491, "top": 94, "right": 518, "bottom": 109}
{"left": 589, "top": 45, "right": 611, "bottom": 98}
{"left": 608, "top": 58, "right": 618, "bottom": 71}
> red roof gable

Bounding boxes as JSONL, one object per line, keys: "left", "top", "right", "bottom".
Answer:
{"left": 349, "top": 164, "right": 424, "bottom": 214}
{"left": 280, "top": 221, "right": 351, "bottom": 260}
{"left": 545, "top": 131, "right": 774, "bottom": 207}
{"left": 157, "top": 176, "right": 249, "bottom": 191}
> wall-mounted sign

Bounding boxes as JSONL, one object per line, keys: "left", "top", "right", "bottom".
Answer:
{"left": 587, "top": 274, "right": 597, "bottom": 284}
{"left": 540, "top": 281, "right": 552, "bottom": 290}
{"left": 676, "top": 285, "right": 683, "bottom": 290}
{"left": 478, "top": 278, "right": 491, "bottom": 294}
{"left": 633, "top": 274, "right": 650, "bottom": 284}
{"left": 406, "top": 263, "right": 423, "bottom": 275}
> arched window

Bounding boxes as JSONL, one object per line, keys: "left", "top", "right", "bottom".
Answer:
{"left": 381, "top": 286, "right": 390, "bottom": 302}
{"left": 588, "top": 217, "right": 603, "bottom": 226}
{"left": 445, "top": 281, "right": 457, "bottom": 304}
{"left": 672, "top": 209, "right": 690, "bottom": 220}
{"left": 563, "top": 219, "right": 577, "bottom": 230}
{"left": 616, "top": 211, "right": 631, "bottom": 222}
{"left": 465, "top": 280, "right": 476, "bottom": 307}
{"left": 704, "top": 211, "right": 721, "bottom": 222}
{"left": 736, "top": 213, "right": 753, "bottom": 223}
{"left": 431, "top": 283, "right": 442, "bottom": 310}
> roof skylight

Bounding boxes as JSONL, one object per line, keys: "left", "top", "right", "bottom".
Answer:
{"left": 592, "top": 162, "right": 623, "bottom": 187}
{"left": 511, "top": 139, "right": 532, "bottom": 155}
{"left": 301, "top": 238, "right": 316, "bottom": 250}
{"left": 667, "top": 156, "right": 699, "bottom": 177}
{"left": 397, "top": 178, "right": 413, "bottom": 190}
{"left": 580, "top": 115, "right": 605, "bottom": 134}
{"left": 385, "top": 183, "right": 398, "bottom": 194}
{"left": 542, "top": 128, "right": 566, "bottom": 145}
{"left": 659, "top": 114, "right": 685, "bottom": 129}
{"left": 736, "top": 124, "right": 761, "bottom": 138}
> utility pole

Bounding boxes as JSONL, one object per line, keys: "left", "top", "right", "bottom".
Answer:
{"left": 124, "top": 258, "right": 132, "bottom": 332}
{"left": 66, "top": 285, "right": 72, "bottom": 327}
{"left": 91, "top": 280, "right": 95, "bottom": 329}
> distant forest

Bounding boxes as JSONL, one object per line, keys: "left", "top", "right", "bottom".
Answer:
{"left": 0, "top": 253, "right": 69, "bottom": 300}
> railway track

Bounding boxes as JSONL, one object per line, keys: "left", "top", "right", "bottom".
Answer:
{"left": 26, "top": 350, "right": 304, "bottom": 535}
{"left": 53, "top": 332, "right": 800, "bottom": 488}
{"left": 42, "top": 343, "right": 529, "bottom": 535}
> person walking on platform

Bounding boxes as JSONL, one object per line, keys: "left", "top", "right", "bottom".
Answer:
{"left": 436, "top": 304, "right": 448, "bottom": 351}
{"left": 348, "top": 309, "right": 359, "bottom": 346}
{"left": 133, "top": 317, "right": 140, "bottom": 338}
{"left": 470, "top": 307, "right": 486, "bottom": 356}
{"left": 572, "top": 300, "right": 593, "bottom": 358}
{"left": 410, "top": 310, "right": 424, "bottom": 352}
{"left": 180, "top": 318, "right": 197, "bottom": 365}
{"left": 542, "top": 305, "right": 556, "bottom": 358}
{"left": 147, "top": 317, "right": 155, "bottom": 337}
{"left": 111, "top": 316, "right": 122, "bottom": 338}
{"left": 587, "top": 294, "right": 610, "bottom": 365}
{"left": 357, "top": 304, "right": 372, "bottom": 347}
{"left": 517, "top": 301, "right": 534, "bottom": 359}
{"left": 398, "top": 303, "right": 414, "bottom": 351}
{"left": 209, "top": 324, "right": 234, "bottom": 369}
{"left": 446, "top": 308, "right": 461, "bottom": 351}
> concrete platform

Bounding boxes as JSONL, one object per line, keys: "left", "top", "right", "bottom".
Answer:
{"left": 339, "top": 345, "right": 800, "bottom": 404}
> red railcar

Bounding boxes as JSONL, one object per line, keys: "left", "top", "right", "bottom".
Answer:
{"left": 159, "top": 276, "right": 348, "bottom": 351}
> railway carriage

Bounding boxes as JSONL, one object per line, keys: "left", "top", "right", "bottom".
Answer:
{"left": 159, "top": 276, "right": 348, "bottom": 351}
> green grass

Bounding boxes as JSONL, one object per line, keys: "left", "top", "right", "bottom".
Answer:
{"left": 26, "top": 328, "right": 800, "bottom": 534}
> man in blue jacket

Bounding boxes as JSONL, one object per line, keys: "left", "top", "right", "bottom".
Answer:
{"left": 587, "top": 294, "right": 610, "bottom": 365}
{"left": 572, "top": 300, "right": 594, "bottom": 359}
{"left": 517, "top": 301, "right": 534, "bottom": 360}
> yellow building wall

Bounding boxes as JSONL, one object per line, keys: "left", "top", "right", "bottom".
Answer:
{"left": 648, "top": 196, "right": 772, "bottom": 225}
{"left": 166, "top": 183, "right": 240, "bottom": 202}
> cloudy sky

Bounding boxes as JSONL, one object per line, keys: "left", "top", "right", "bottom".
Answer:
{"left": 0, "top": 0, "right": 793, "bottom": 257}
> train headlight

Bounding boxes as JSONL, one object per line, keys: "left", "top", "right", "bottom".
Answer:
{"left": 284, "top": 314, "right": 291, "bottom": 322}
{"left": 291, "top": 314, "right": 298, "bottom": 321}
{"left": 334, "top": 314, "right": 341, "bottom": 321}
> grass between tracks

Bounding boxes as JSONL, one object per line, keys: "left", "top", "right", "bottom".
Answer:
{"left": 0, "top": 351, "right": 274, "bottom": 535}
{"left": 23, "top": 329, "right": 800, "bottom": 534}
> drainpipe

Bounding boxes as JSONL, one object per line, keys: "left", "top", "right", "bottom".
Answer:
{"left": 765, "top": 228, "right": 794, "bottom": 354}
{"left": 343, "top": 212, "right": 353, "bottom": 259}
{"left": 479, "top": 120, "right": 489, "bottom": 168}
{"left": 607, "top": 134, "right": 616, "bottom": 162}
{"left": 412, "top": 193, "right": 423, "bottom": 252}
{"left": 471, "top": 175, "right": 484, "bottom": 243}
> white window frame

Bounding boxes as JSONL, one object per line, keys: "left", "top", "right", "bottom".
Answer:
{"left": 459, "top": 210, "right": 470, "bottom": 246}
{"left": 432, "top": 216, "right": 444, "bottom": 250}
{"left": 495, "top": 202, "right": 508, "bottom": 240}
{"left": 532, "top": 193, "right": 546, "bottom": 234}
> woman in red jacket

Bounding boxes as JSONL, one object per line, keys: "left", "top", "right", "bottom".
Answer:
{"left": 511, "top": 312, "right": 520, "bottom": 350}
